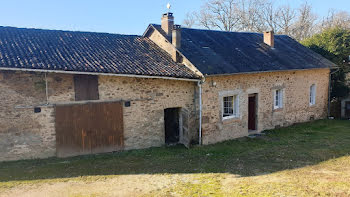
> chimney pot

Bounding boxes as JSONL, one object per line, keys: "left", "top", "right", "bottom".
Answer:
{"left": 264, "top": 31, "right": 275, "bottom": 48}
{"left": 161, "top": 12, "right": 174, "bottom": 37}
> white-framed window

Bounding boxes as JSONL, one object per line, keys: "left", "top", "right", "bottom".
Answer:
{"left": 310, "top": 84, "right": 316, "bottom": 106}
{"left": 222, "top": 95, "right": 239, "bottom": 119}
{"left": 274, "top": 89, "right": 283, "bottom": 109}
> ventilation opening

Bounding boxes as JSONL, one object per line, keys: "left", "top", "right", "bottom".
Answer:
{"left": 176, "top": 51, "right": 183, "bottom": 63}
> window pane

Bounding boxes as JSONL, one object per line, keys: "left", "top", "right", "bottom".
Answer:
{"left": 274, "top": 89, "right": 283, "bottom": 109}
{"left": 223, "top": 96, "right": 234, "bottom": 117}
{"left": 278, "top": 90, "right": 283, "bottom": 107}
{"left": 275, "top": 90, "right": 279, "bottom": 107}
{"left": 310, "top": 85, "right": 316, "bottom": 105}
{"left": 310, "top": 86, "right": 312, "bottom": 103}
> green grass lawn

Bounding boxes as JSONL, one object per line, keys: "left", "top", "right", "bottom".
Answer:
{"left": 1, "top": 120, "right": 350, "bottom": 196}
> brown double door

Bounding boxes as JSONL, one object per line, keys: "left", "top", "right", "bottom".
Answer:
{"left": 55, "top": 102, "right": 124, "bottom": 157}
{"left": 248, "top": 94, "right": 258, "bottom": 131}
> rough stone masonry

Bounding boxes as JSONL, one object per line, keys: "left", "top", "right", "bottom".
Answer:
{"left": 200, "top": 69, "right": 330, "bottom": 144}
{"left": 0, "top": 70, "right": 198, "bottom": 161}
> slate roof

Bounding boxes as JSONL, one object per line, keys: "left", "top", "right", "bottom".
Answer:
{"left": 152, "top": 24, "right": 335, "bottom": 75}
{"left": 0, "top": 26, "right": 199, "bottom": 79}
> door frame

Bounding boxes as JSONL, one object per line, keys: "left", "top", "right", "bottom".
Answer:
{"left": 163, "top": 107, "right": 190, "bottom": 148}
{"left": 248, "top": 93, "right": 258, "bottom": 132}
{"left": 341, "top": 98, "right": 350, "bottom": 119}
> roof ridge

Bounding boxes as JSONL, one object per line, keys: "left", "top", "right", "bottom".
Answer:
{"left": 0, "top": 25, "right": 142, "bottom": 37}
{"left": 151, "top": 24, "right": 291, "bottom": 37}
{"left": 0, "top": 25, "right": 200, "bottom": 79}
{"left": 149, "top": 24, "right": 333, "bottom": 75}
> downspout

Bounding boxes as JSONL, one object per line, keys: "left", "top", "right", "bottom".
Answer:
{"left": 198, "top": 81, "right": 202, "bottom": 145}
{"left": 197, "top": 78, "right": 205, "bottom": 145}
{"left": 45, "top": 72, "right": 49, "bottom": 105}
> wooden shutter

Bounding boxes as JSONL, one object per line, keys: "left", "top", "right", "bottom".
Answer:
{"left": 279, "top": 89, "right": 283, "bottom": 108}
{"left": 74, "top": 75, "right": 99, "bottom": 101}
{"left": 234, "top": 95, "right": 239, "bottom": 117}
{"left": 179, "top": 108, "right": 190, "bottom": 148}
{"left": 87, "top": 75, "right": 99, "bottom": 100}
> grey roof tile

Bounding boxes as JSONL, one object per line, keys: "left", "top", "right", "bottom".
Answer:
{"left": 0, "top": 26, "right": 199, "bottom": 79}
{"left": 152, "top": 24, "right": 335, "bottom": 75}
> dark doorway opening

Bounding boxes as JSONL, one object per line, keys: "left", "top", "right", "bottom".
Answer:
{"left": 164, "top": 108, "right": 180, "bottom": 144}
{"left": 346, "top": 101, "right": 350, "bottom": 119}
{"left": 248, "top": 94, "right": 258, "bottom": 131}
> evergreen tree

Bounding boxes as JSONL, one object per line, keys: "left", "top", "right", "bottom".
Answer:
{"left": 302, "top": 28, "right": 350, "bottom": 100}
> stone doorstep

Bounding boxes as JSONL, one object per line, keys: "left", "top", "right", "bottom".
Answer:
{"left": 247, "top": 132, "right": 266, "bottom": 139}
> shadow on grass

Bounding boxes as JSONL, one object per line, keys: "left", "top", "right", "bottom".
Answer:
{"left": 1, "top": 120, "right": 350, "bottom": 182}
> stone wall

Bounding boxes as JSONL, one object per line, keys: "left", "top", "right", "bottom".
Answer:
{"left": 0, "top": 68, "right": 330, "bottom": 161}
{"left": 146, "top": 28, "right": 203, "bottom": 78}
{"left": 98, "top": 76, "right": 198, "bottom": 149}
{"left": 0, "top": 71, "right": 56, "bottom": 161}
{"left": 201, "top": 69, "right": 330, "bottom": 145}
{"left": 0, "top": 70, "right": 198, "bottom": 161}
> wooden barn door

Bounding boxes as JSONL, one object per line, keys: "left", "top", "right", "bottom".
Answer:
{"left": 55, "top": 102, "right": 124, "bottom": 157}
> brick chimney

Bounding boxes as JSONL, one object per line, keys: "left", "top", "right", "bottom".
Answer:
{"left": 172, "top": 25, "right": 181, "bottom": 49}
{"left": 161, "top": 12, "right": 174, "bottom": 37}
{"left": 264, "top": 31, "right": 274, "bottom": 48}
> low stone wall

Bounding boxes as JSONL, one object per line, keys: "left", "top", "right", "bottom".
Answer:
{"left": 201, "top": 69, "right": 330, "bottom": 145}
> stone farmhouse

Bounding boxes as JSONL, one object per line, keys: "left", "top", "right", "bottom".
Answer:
{"left": 0, "top": 12, "right": 335, "bottom": 161}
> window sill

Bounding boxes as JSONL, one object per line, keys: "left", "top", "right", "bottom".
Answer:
{"left": 223, "top": 115, "right": 239, "bottom": 120}
{"left": 222, "top": 116, "right": 241, "bottom": 124}
{"left": 273, "top": 108, "right": 283, "bottom": 112}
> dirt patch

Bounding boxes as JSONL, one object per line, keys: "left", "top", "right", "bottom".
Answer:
{"left": 0, "top": 174, "right": 215, "bottom": 197}
{"left": 0, "top": 175, "right": 172, "bottom": 197}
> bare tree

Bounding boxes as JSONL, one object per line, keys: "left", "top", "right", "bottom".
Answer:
{"left": 195, "top": 0, "right": 240, "bottom": 31}
{"left": 236, "top": 0, "right": 267, "bottom": 32}
{"left": 318, "top": 10, "right": 350, "bottom": 31}
{"left": 183, "top": 12, "right": 196, "bottom": 28}
{"left": 185, "top": 0, "right": 350, "bottom": 41}
{"left": 197, "top": 9, "right": 215, "bottom": 30}
{"left": 261, "top": 2, "right": 280, "bottom": 32}
{"left": 276, "top": 5, "right": 296, "bottom": 35}
{"left": 290, "top": 2, "right": 317, "bottom": 41}
{"left": 187, "top": 0, "right": 279, "bottom": 32}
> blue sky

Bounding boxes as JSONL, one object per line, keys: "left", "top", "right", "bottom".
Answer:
{"left": 0, "top": 0, "right": 349, "bottom": 35}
